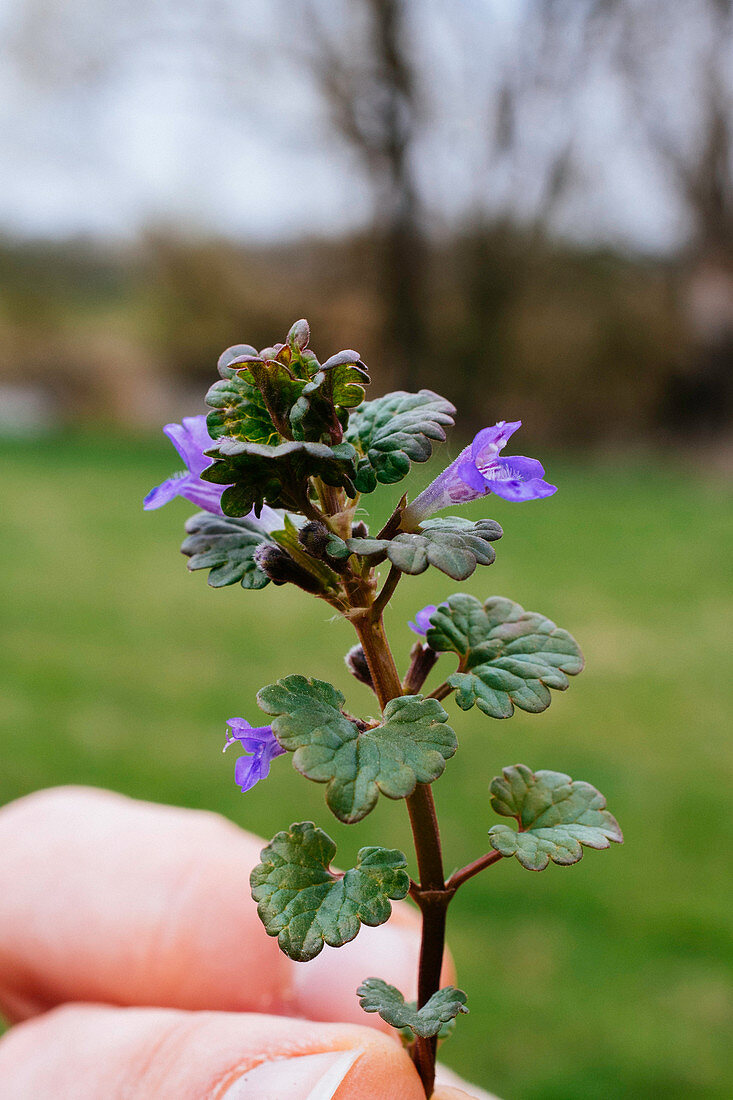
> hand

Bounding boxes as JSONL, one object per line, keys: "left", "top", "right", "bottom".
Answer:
{"left": 0, "top": 788, "right": 493, "bottom": 1098}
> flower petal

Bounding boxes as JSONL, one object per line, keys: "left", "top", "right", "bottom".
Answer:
{"left": 400, "top": 419, "right": 554, "bottom": 526}
{"left": 489, "top": 455, "right": 546, "bottom": 483}
{"left": 455, "top": 459, "right": 488, "bottom": 493}
{"left": 490, "top": 477, "right": 557, "bottom": 502}
{"left": 146, "top": 415, "right": 228, "bottom": 514}
{"left": 252, "top": 505, "right": 287, "bottom": 534}
{"left": 175, "top": 477, "right": 226, "bottom": 515}
{"left": 234, "top": 747, "right": 267, "bottom": 793}
{"left": 225, "top": 718, "right": 275, "bottom": 745}
{"left": 471, "top": 421, "right": 522, "bottom": 467}
{"left": 409, "top": 605, "right": 438, "bottom": 636}
{"left": 143, "top": 474, "right": 186, "bottom": 511}
{"left": 163, "top": 416, "right": 213, "bottom": 477}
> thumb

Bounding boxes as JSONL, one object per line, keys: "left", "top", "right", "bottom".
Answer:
{"left": 0, "top": 1004, "right": 494, "bottom": 1099}
{"left": 0, "top": 1004, "right": 424, "bottom": 1099}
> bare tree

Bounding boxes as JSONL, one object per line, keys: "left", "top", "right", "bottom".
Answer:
{"left": 294, "top": 0, "right": 426, "bottom": 389}
{"left": 579, "top": 0, "right": 733, "bottom": 431}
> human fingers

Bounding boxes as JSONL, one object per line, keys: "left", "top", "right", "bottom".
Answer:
{"left": 0, "top": 1004, "right": 429, "bottom": 1099}
{"left": 0, "top": 787, "right": 437, "bottom": 1027}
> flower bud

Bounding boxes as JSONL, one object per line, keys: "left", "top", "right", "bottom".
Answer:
{"left": 298, "top": 521, "right": 351, "bottom": 571}
{"left": 345, "top": 644, "right": 374, "bottom": 689}
{"left": 254, "top": 544, "right": 325, "bottom": 594}
{"left": 298, "top": 521, "right": 332, "bottom": 558}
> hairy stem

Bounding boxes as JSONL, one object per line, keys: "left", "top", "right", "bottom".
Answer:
{"left": 402, "top": 642, "right": 439, "bottom": 696}
{"left": 314, "top": 478, "right": 342, "bottom": 517}
{"left": 350, "top": 586, "right": 448, "bottom": 1097}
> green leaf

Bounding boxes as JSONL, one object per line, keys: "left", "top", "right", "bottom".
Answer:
{"left": 257, "top": 676, "right": 456, "bottom": 823}
{"left": 287, "top": 318, "right": 310, "bottom": 352}
{"left": 347, "top": 518, "right": 502, "bottom": 580}
{"left": 250, "top": 822, "right": 409, "bottom": 962}
{"left": 180, "top": 512, "right": 274, "bottom": 588}
{"left": 488, "top": 764, "right": 623, "bottom": 871}
{"left": 242, "top": 357, "right": 307, "bottom": 435}
{"left": 426, "top": 595, "right": 584, "bottom": 717}
{"left": 290, "top": 352, "right": 370, "bottom": 442}
{"left": 201, "top": 439, "right": 358, "bottom": 516}
{"left": 356, "top": 978, "right": 468, "bottom": 1038}
{"left": 345, "top": 390, "right": 456, "bottom": 492}
{"left": 205, "top": 373, "right": 279, "bottom": 446}
{"left": 216, "top": 343, "right": 258, "bottom": 378}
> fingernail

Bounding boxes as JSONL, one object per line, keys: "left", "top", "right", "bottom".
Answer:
{"left": 221, "top": 1048, "right": 362, "bottom": 1100}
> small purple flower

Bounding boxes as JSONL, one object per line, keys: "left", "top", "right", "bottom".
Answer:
{"left": 401, "top": 420, "right": 556, "bottom": 529}
{"left": 144, "top": 415, "right": 228, "bottom": 515}
{"left": 409, "top": 605, "right": 438, "bottom": 636}
{"left": 223, "top": 718, "right": 286, "bottom": 793}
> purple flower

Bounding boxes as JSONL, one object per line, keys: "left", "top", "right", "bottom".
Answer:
{"left": 144, "top": 415, "right": 228, "bottom": 514}
{"left": 401, "top": 420, "right": 556, "bottom": 529}
{"left": 223, "top": 718, "right": 286, "bottom": 793}
{"left": 144, "top": 416, "right": 289, "bottom": 531}
{"left": 409, "top": 605, "right": 438, "bottom": 636}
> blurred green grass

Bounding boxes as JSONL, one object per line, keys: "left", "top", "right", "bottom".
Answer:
{"left": 1, "top": 433, "right": 731, "bottom": 1098}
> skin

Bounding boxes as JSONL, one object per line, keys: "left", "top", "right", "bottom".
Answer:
{"left": 0, "top": 787, "right": 486, "bottom": 1099}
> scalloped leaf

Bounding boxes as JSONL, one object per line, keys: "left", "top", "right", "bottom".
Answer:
{"left": 347, "top": 518, "right": 502, "bottom": 580}
{"left": 345, "top": 390, "right": 456, "bottom": 492}
{"left": 290, "top": 353, "right": 370, "bottom": 442}
{"left": 356, "top": 978, "right": 468, "bottom": 1038}
{"left": 180, "top": 512, "right": 274, "bottom": 588}
{"left": 256, "top": 676, "right": 456, "bottom": 823}
{"left": 239, "top": 357, "right": 307, "bottom": 437}
{"left": 426, "top": 595, "right": 584, "bottom": 717}
{"left": 201, "top": 438, "right": 358, "bottom": 516}
{"left": 205, "top": 373, "right": 278, "bottom": 445}
{"left": 216, "top": 343, "right": 258, "bottom": 379}
{"left": 250, "top": 823, "right": 409, "bottom": 962}
{"left": 488, "top": 764, "right": 623, "bottom": 870}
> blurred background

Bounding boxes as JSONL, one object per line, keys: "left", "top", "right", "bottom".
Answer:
{"left": 1, "top": 1, "right": 731, "bottom": 1097}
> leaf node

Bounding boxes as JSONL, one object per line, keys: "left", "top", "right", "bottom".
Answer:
{"left": 347, "top": 518, "right": 502, "bottom": 580}
{"left": 256, "top": 676, "right": 456, "bottom": 823}
{"left": 356, "top": 978, "right": 468, "bottom": 1038}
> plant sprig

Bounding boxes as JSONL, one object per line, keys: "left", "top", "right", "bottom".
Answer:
{"left": 145, "top": 319, "right": 623, "bottom": 1098}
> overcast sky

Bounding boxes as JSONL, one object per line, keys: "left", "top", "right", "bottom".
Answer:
{"left": 0, "top": 0, "right": 691, "bottom": 251}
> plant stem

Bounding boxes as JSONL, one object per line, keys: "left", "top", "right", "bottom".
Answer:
{"left": 426, "top": 681, "right": 454, "bottom": 702}
{"left": 372, "top": 563, "right": 402, "bottom": 619}
{"left": 351, "top": 611, "right": 403, "bottom": 709}
{"left": 314, "top": 478, "right": 342, "bottom": 517}
{"left": 350, "top": 591, "right": 448, "bottom": 1098}
{"left": 412, "top": 893, "right": 449, "bottom": 1089}
{"left": 402, "top": 642, "right": 439, "bottom": 696}
{"left": 446, "top": 849, "right": 503, "bottom": 891}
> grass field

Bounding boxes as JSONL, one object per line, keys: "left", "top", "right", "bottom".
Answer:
{"left": 1, "top": 432, "right": 731, "bottom": 1098}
